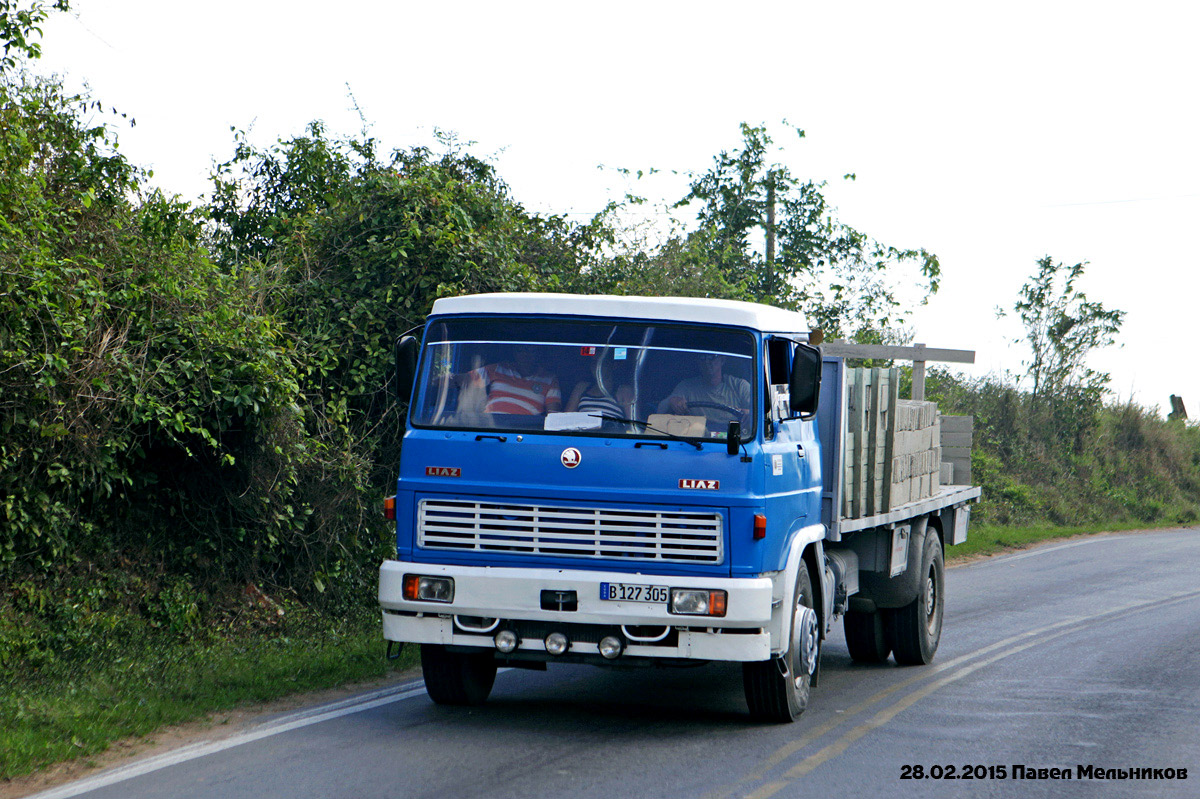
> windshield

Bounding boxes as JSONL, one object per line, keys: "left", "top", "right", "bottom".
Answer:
{"left": 411, "top": 317, "right": 757, "bottom": 442}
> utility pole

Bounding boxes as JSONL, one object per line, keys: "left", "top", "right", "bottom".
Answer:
{"left": 765, "top": 173, "right": 776, "bottom": 301}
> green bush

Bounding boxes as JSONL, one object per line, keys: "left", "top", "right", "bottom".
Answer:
{"left": 0, "top": 75, "right": 385, "bottom": 603}
{"left": 927, "top": 368, "right": 1200, "bottom": 527}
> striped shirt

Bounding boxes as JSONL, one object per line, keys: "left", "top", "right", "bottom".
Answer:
{"left": 577, "top": 392, "right": 625, "bottom": 418}
{"left": 472, "top": 363, "right": 562, "bottom": 415}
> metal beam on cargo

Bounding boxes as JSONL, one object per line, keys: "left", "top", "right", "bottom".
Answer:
{"left": 823, "top": 342, "right": 975, "bottom": 401}
{"left": 820, "top": 342, "right": 976, "bottom": 364}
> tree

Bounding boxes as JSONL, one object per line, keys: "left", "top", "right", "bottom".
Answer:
{"left": 1008, "top": 256, "right": 1125, "bottom": 400}
{"left": 675, "top": 123, "right": 940, "bottom": 339}
{"left": 998, "top": 256, "right": 1126, "bottom": 455}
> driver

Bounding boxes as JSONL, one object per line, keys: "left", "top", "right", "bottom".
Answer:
{"left": 657, "top": 353, "right": 750, "bottom": 426}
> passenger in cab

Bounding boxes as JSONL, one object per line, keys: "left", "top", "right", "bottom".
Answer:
{"left": 565, "top": 353, "right": 634, "bottom": 419}
{"left": 448, "top": 344, "right": 562, "bottom": 415}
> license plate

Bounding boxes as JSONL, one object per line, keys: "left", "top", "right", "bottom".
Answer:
{"left": 600, "top": 582, "right": 669, "bottom": 603}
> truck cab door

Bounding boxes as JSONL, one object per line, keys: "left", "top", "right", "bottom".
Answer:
{"left": 761, "top": 338, "right": 821, "bottom": 529}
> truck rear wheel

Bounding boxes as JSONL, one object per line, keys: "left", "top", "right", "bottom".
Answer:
{"left": 844, "top": 609, "right": 891, "bottom": 663}
{"left": 743, "top": 561, "right": 818, "bottom": 722}
{"left": 420, "top": 644, "right": 497, "bottom": 706}
{"left": 886, "top": 531, "right": 944, "bottom": 665}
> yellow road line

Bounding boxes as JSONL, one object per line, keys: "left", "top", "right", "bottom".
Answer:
{"left": 782, "top": 630, "right": 1068, "bottom": 782}
{"left": 747, "top": 590, "right": 1200, "bottom": 798}
{"left": 705, "top": 588, "right": 1200, "bottom": 799}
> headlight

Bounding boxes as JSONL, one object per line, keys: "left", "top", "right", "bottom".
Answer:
{"left": 669, "top": 588, "right": 727, "bottom": 617}
{"left": 402, "top": 574, "right": 454, "bottom": 603}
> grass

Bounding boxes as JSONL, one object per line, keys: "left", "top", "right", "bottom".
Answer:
{"left": 0, "top": 606, "right": 417, "bottom": 781}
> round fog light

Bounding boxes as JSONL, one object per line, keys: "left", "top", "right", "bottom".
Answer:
{"left": 545, "top": 632, "right": 569, "bottom": 656}
{"left": 494, "top": 629, "right": 519, "bottom": 654}
{"left": 598, "top": 635, "right": 624, "bottom": 660}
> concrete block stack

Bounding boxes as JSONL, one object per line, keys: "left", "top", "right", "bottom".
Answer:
{"left": 841, "top": 367, "right": 946, "bottom": 519}
{"left": 842, "top": 367, "right": 899, "bottom": 519}
{"left": 889, "top": 399, "right": 941, "bottom": 508}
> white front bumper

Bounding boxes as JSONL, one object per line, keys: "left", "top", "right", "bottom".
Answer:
{"left": 379, "top": 559, "right": 775, "bottom": 662}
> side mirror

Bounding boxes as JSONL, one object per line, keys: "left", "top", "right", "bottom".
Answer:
{"left": 789, "top": 343, "right": 821, "bottom": 418}
{"left": 726, "top": 420, "right": 741, "bottom": 455}
{"left": 395, "top": 335, "right": 419, "bottom": 403}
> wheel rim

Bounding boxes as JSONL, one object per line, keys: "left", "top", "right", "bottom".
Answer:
{"left": 924, "top": 565, "right": 940, "bottom": 635}
{"left": 792, "top": 603, "right": 819, "bottom": 686}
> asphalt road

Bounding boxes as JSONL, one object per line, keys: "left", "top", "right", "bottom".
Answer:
{"left": 31, "top": 528, "right": 1200, "bottom": 799}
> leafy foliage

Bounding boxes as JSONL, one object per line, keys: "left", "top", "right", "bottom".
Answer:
{"left": 674, "top": 123, "right": 941, "bottom": 339}
{"left": 576, "top": 226, "right": 752, "bottom": 300}
{"left": 0, "top": 75, "right": 378, "bottom": 599}
{"left": 0, "top": 0, "right": 67, "bottom": 73}
{"left": 207, "top": 122, "right": 363, "bottom": 266}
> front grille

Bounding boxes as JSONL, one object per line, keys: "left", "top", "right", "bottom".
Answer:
{"left": 417, "top": 499, "right": 724, "bottom": 564}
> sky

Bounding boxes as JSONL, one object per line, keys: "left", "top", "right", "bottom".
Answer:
{"left": 34, "top": 0, "right": 1200, "bottom": 417}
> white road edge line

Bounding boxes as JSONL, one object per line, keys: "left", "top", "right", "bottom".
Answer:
{"left": 23, "top": 682, "right": 429, "bottom": 799}
{"left": 990, "top": 537, "right": 1111, "bottom": 563}
{"left": 962, "top": 528, "right": 1196, "bottom": 569}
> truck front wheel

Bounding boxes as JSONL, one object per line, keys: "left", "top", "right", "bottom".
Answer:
{"left": 886, "top": 531, "right": 944, "bottom": 665}
{"left": 420, "top": 644, "right": 497, "bottom": 706}
{"left": 743, "top": 561, "right": 819, "bottom": 722}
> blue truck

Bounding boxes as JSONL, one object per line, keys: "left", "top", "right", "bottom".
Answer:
{"left": 380, "top": 293, "right": 980, "bottom": 722}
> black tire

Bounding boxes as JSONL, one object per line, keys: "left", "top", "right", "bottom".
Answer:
{"left": 420, "top": 644, "right": 497, "bottom": 706}
{"left": 743, "top": 561, "right": 819, "bottom": 722}
{"left": 844, "top": 609, "right": 891, "bottom": 663}
{"left": 886, "top": 530, "right": 944, "bottom": 665}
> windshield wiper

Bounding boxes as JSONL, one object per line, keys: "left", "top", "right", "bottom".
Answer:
{"left": 585, "top": 413, "right": 704, "bottom": 451}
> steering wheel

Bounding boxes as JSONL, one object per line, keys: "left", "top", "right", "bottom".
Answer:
{"left": 685, "top": 401, "right": 743, "bottom": 419}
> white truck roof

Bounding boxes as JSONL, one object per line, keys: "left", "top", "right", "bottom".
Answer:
{"left": 429, "top": 293, "right": 809, "bottom": 333}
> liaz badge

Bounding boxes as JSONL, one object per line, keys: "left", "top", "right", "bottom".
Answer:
{"left": 425, "top": 466, "right": 461, "bottom": 477}
{"left": 679, "top": 479, "right": 719, "bottom": 490}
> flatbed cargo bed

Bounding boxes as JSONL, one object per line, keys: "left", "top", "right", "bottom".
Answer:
{"left": 835, "top": 483, "right": 981, "bottom": 535}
